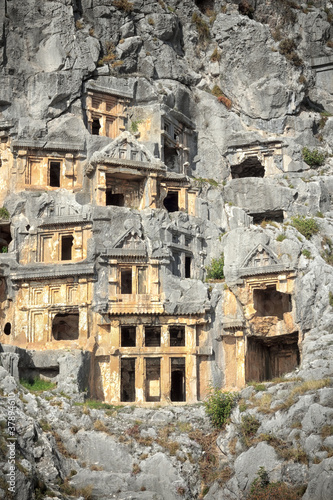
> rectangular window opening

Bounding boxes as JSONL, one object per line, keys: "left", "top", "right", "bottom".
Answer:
{"left": 121, "top": 358, "right": 136, "bottom": 402}
{"left": 121, "top": 326, "right": 136, "bottom": 347}
{"left": 185, "top": 256, "right": 191, "bottom": 278}
{"left": 61, "top": 235, "right": 74, "bottom": 261}
{"left": 92, "top": 118, "right": 101, "bottom": 135}
{"left": 171, "top": 358, "right": 186, "bottom": 402}
{"left": 170, "top": 326, "right": 185, "bottom": 347}
{"left": 144, "top": 326, "right": 161, "bottom": 347}
{"left": 145, "top": 358, "right": 161, "bottom": 402}
{"left": 164, "top": 191, "right": 179, "bottom": 212}
{"left": 121, "top": 269, "right": 132, "bottom": 294}
{"left": 253, "top": 286, "right": 292, "bottom": 320}
{"left": 49, "top": 161, "right": 61, "bottom": 187}
{"left": 106, "top": 190, "right": 125, "bottom": 207}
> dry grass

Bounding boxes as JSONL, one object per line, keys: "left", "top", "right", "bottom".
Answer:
{"left": 53, "top": 432, "right": 77, "bottom": 459}
{"left": 132, "top": 463, "right": 141, "bottom": 475}
{"left": 228, "top": 436, "right": 237, "bottom": 455}
{"left": 255, "top": 393, "right": 273, "bottom": 414}
{"left": 188, "top": 429, "right": 224, "bottom": 490}
{"left": 275, "top": 379, "right": 331, "bottom": 411}
{"left": 93, "top": 420, "right": 109, "bottom": 433}
{"left": 256, "top": 434, "right": 308, "bottom": 464}
{"left": 321, "top": 425, "right": 333, "bottom": 438}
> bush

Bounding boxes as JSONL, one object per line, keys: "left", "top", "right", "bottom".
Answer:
{"left": 290, "top": 216, "right": 319, "bottom": 239}
{"left": 206, "top": 254, "right": 224, "bottom": 280}
{"left": 248, "top": 467, "right": 303, "bottom": 500}
{"left": 279, "top": 38, "right": 303, "bottom": 66}
{"left": 240, "top": 414, "right": 260, "bottom": 446}
{"left": 0, "top": 207, "right": 10, "bottom": 219}
{"left": 204, "top": 388, "right": 237, "bottom": 427}
{"left": 302, "top": 147, "right": 325, "bottom": 167}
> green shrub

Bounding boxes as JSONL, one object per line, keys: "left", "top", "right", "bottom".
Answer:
{"left": 302, "top": 249, "right": 312, "bottom": 259}
{"left": 0, "top": 207, "right": 10, "bottom": 219}
{"left": 206, "top": 254, "right": 224, "bottom": 280}
{"left": 276, "top": 234, "right": 287, "bottom": 242}
{"left": 204, "top": 387, "right": 237, "bottom": 427}
{"left": 1, "top": 246, "right": 8, "bottom": 253}
{"left": 302, "top": 147, "right": 325, "bottom": 167}
{"left": 290, "top": 216, "right": 319, "bottom": 239}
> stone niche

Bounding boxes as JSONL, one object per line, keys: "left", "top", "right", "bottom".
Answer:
{"left": 86, "top": 89, "right": 130, "bottom": 139}
{"left": 222, "top": 243, "right": 299, "bottom": 388}
{"left": 226, "top": 141, "right": 283, "bottom": 179}
{"left": 11, "top": 141, "right": 84, "bottom": 193}
{"left": 0, "top": 276, "right": 92, "bottom": 348}
{"left": 93, "top": 315, "right": 208, "bottom": 405}
{"left": 19, "top": 221, "right": 92, "bottom": 265}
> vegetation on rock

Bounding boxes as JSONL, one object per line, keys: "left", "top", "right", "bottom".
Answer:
{"left": 204, "top": 387, "right": 237, "bottom": 427}
{"left": 290, "top": 216, "right": 320, "bottom": 239}
{"left": 302, "top": 147, "right": 325, "bottom": 167}
{"left": 206, "top": 253, "right": 225, "bottom": 280}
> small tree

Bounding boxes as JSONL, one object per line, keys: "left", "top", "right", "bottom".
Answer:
{"left": 206, "top": 254, "right": 224, "bottom": 280}
{"left": 204, "top": 387, "right": 237, "bottom": 428}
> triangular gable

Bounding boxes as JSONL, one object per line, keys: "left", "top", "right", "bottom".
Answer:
{"left": 91, "top": 131, "right": 164, "bottom": 166}
{"left": 113, "top": 222, "right": 146, "bottom": 251}
{"left": 241, "top": 244, "right": 278, "bottom": 269}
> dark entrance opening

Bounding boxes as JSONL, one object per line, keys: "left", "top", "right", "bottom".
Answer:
{"left": 185, "top": 256, "right": 191, "bottom": 278}
{"left": 92, "top": 118, "right": 101, "bottom": 135}
{"left": 164, "top": 191, "right": 179, "bottom": 212}
{"left": 246, "top": 332, "right": 299, "bottom": 382}
{"left": 250, "top": 210, "right": 284, "bottom": 225}
{"left": 145, "top": 358, "right": 161, "bottom": 402}
{"left": 195, "top": 0, "right": 215, "bottom": 14}
{"left": 121, "top": 269, "right": 132, "bottom": 294}
{"left": 171, "top": 358, "right": 186, "bottom": 402}
{"left": 121, "top": 326, "right": 136, "bottom": 347}
{"left": 52, "top": 312, "right": 79, "bottom": 341}
{"left": 121, "top": 358, "right": 135, "bottom": 402}
{"left": 61, "top": 235, "right": 74, "bottom": 261}
{"left": 49, "top": 161, "right": 61, "bottom": 187}
{"left": 4, "top": 322, "right": 11, "bottom": 335}
{"left": 170, "top": 326, "right": 185, "bottom": 346}
{"left": 231, "top": 157, "right": 265, "bottom": 179}
{"left": 0, "top": 224, "right": 12, "bottom": 253}
{"left": 253, "top": 287, "right": 292, "bottom": 320}
{"left": 106, "top": 190, "right": 125, "bottom": 207}
{"left": 144, "top": 326, "right": 161, "bottom": 347}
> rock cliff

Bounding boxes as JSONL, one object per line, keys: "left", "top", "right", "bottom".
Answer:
{"left": 0, "top": 0, "right": 333, "bottom": 498}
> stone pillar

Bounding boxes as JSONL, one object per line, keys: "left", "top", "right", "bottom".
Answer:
{"left": 161, "top": 355, "right": 170, "bottom": 403}
{"left": 109, "top": 355, "right": 121, "bottom": 404}
{"left": 185, "top": 353, "right": 197, "bottom": 403}
{"left": 135, "top": 356, "right": 144, "bottom": 403}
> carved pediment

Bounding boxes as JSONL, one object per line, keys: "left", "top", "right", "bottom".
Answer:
{"left": 89, "top": 132, "right": 165, "bottom": 169}
{"left": 242, "top": 244, "right": 278, "bottom": 269}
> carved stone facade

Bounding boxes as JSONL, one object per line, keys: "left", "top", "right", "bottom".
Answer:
{"left": 0, "top": 84, "right": 301, "bottom": 403}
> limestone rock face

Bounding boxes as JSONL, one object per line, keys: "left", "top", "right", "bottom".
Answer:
{"left": 1, "top": 0, "right": 333, "bottom": 498}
